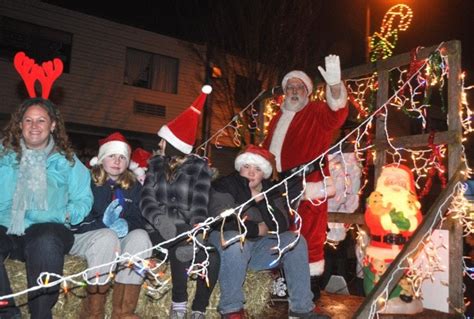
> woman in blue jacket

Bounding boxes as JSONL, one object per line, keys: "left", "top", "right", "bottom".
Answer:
{"left": 71, "top": 132, "right": 152, "bottom": 318}
{"left": 0, "top": 98, "right": 93, "bottom": 319}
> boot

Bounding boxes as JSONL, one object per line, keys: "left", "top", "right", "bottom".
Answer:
{"left": 111, "top": 283, "right": 126, "bottom": 319}
{"left": 310, "top": 276, "right": 321, "bottom": 302}
{"left": 112, "top": 283, "right": 141, "bottom": 319}
{"left": 79, "top": 284, "right": 110, "bottom": 319}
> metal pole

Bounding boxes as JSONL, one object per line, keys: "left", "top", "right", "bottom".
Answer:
{"left": 365, "top": 0, "right": 371, "bottom": 62}
{"left": 201, "top": 44, "right": 212, "bottom": 155}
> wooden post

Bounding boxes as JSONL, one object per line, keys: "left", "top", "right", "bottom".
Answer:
{"left": 445, "top": 40, "right": 464, "bottom": 315}
{"left": 336, "top": 40, "right": 466, "bottom": 317}
{"left": 374, "top": 69, "right": 389, "bottom": 180}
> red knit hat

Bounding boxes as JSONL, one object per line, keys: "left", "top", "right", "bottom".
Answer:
{"left": 234, "top": 144, "right": 278, "bottom": 180}
{"left": 129, "top": 147, "right": 152, "bottom": 177}
{"left": 89, "top": 132, "right": 131, "bottom": 167}
{"left": 158, "top": 85, "right": 212, "bottom": 154}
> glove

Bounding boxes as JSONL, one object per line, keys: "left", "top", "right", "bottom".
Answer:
{"left": 317, "top": 54, "right": 341, "bottom": 86}
{"left": 109, "top": 218, "right": 129, "bottom": 238}
{"left": 154, "top": 215, "right": 177, "bottom": 240}
{"left": 102, "top": 199, "right": 123, "bottom": 227}
{"left": 175, "top": 233, "right": 206, "bottom": 262}
{"left": 175, "top": 245, "right": 194, "bottom": 262}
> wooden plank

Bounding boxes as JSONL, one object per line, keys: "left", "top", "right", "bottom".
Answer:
{"left": 342, "top": 41, "right": 457, "bottom": 79}
{"left": 445, "top": 40, "right": 464, "bottom": 315}
{"left": 374, "top": 70, "right": 389, "bottom": 180}
{"left": 328, "top": 212, "right": 365, "bottom": 224}
{"left": 354, "top": 165, "right": 465, "bottom": 319}
{"left": 374, "top": 130, "right": 459, "bottom": 150}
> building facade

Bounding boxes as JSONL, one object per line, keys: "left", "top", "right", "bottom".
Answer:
{"left": 0, "top": 0, "right": 207, "bottom": 160}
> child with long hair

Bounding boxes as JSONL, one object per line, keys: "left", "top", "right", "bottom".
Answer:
{"left": 71, "top": 132, "right": 152, "bottom": 318}
{"left": 140, "top": 86, "right": 219, "bottom": 319}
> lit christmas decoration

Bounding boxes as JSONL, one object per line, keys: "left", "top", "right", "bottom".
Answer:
{"left": 370, "top": 4, "right": 414, "bottom": 62}
{"left": 1, "top": 43, "right": 473, "bottom": 316}
{"left": 347, "top": 74, "right": 378, "bottom": 117}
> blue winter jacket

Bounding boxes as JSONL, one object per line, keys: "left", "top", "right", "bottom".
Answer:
{"left": 0, "top": 146, "right": 93, "bottom": 230}
{"left": 72, "top": 181, "right": 145, "bottom": 234}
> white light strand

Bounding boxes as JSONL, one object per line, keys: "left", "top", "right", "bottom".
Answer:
{"left": 2, "top": 43, "right": 472, "bottom": 312}
{"left": 367, "top": 182, "right": 472, "bottom": 318}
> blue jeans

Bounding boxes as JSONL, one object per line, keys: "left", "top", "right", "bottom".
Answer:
{"left": 0, "top": 223, "right": 73, "bottom": 319}
{"left": 209, "top": 230, "right": 314, "bottom": 314}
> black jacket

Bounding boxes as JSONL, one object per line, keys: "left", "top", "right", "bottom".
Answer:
{"left": 140, "top": 154, "right": 212, "bottom": 236}
{"left": 209, "top": 172, "right": 290, "bottom": 238}
{"left": 72, "top": 181, "right": 145, "bottom": 234}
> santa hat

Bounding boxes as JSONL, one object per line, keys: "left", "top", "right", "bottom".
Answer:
{"left": 89, "top": 132, "right": 131, "bottom": 167}
{"left": 379, "top": 163, "right": 416, "bottom": 193}
{"left": 129, "top": 147, "right": 152, "bottom": 177}
{"left": 234, "top": 144, "right": 277, "bottom": 180}
{"left": 158, "top": 85, "right": 212, "bottom": 154}
{"left": 281, "top": 70, "right": 313, "bottom": 96}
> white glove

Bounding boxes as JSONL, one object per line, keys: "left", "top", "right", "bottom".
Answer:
{"left": 318, "top": 54, "right": 341, "bottom": 86}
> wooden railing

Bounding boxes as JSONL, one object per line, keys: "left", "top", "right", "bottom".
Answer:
{"left": 327, "top": 40, "right": 465, "bottom": 317}
{"left": 354, "top": 165, "right": 465, "bottom": 318}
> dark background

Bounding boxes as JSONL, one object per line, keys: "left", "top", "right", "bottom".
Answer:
{"left": 42, "top": 0, "right": 474, "bottom": 72}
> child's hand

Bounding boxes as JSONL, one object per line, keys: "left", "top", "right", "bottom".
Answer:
{"left": 109, "top": 218, "right": 128, "bottom": 238}
{"left": 102, "top": 199, "right": 123, "bottom": 227}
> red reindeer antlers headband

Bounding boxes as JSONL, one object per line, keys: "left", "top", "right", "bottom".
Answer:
{"left": 13, "top": 51, "right": 64, "bottom": 99}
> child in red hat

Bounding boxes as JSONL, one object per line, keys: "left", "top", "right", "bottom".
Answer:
{"left": 140, "top": 86, "right": 219, "bottom": 319}
{"left": 129, "top": 147, "right": 152, "bottom": 185}
{"left": 207, "top": 144, "right": 329, "bottom": 319}
{"left": 70, "top": 132, "right": 152, "bottom": 318}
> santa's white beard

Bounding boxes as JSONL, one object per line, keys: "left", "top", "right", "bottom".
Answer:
{"left": 283, "top": 94, "right": 308, "bottom": 112}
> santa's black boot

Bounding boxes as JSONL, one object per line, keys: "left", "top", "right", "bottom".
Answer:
{"left": 310, "top": 276, "right": 321, "bottom": 302}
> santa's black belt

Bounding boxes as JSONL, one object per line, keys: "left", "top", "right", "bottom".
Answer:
{"left": 371, "top": 233, "right": 410, "bottom": 245}
{"left": 280, "top": 161, "right": 322, "bottom": 180}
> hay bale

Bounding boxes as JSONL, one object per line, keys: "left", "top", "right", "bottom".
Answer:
{"left": 4, "top": 256, "right": 273, "bottom": 318}
{"left": 5, "top": 255, "right": 87, "bottom": 318}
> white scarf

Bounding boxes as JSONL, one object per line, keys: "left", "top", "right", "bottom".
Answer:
{"left": 8, "top": 137, "right": 55, "bottom": 235}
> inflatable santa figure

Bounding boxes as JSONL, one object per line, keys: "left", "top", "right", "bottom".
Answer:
{"left": 263, "top": 55, "right": 348, "bottom": 298}
{"left": 363, "top": 164, "right": 423, "bottom": 314}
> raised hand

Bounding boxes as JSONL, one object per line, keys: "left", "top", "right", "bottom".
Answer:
{"left": 317, "top": 54, "right": 342, "bottom": 86}
{"left": 102, "top": 199, "right": 123, "bottom": 227}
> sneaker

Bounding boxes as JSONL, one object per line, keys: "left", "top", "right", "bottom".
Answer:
{"left": 222, "top": 309, "right": 246, "bottom": 319}
{"left": 191, "top": 310, "right": 206, "bottom": 319}
{"left": 288, "top": 309, "right": 331, "bottom": 319}
{"left": 272, "top": 276, "right": 288, "bottom": 298}
{"left": 170, "top": 309, "right": 187, "bottom": 319}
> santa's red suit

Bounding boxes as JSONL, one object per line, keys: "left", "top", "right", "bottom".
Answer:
{"left": 263, "top": 77, "right": 348, "bottom": 276}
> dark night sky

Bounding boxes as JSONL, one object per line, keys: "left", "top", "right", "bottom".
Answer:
{"left": 42, "top": 0, "right": 474, "bottom": 72}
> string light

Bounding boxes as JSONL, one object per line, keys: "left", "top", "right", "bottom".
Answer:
{"left": 1, "top": 43, "right": 472, "bottom": 317}
{"left": 370, "top": 4, "right": 414, "bottom": 62}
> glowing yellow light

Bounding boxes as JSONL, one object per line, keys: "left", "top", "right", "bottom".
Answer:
{"left": 370, "top": 4, "right": 413, "bottom": 62}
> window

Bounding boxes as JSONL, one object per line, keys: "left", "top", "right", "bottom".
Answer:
{"left": 0, "top": 16, "right": 73, "bottom": 72}
{"left": 134, "top": 101, "right": 166, "bottom": 117}
{"left": 234, "top": 75, "right": 262, "bottom": 107}
{"left": 124, "top": 48, "right": 179, "bottom": 94}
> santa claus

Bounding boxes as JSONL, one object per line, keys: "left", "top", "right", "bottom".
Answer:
{"left": 263, "top": 55, "right": 348, "bottom": 299}
{"left": 363, "top": 164, "right": 423, "bottom": 314}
